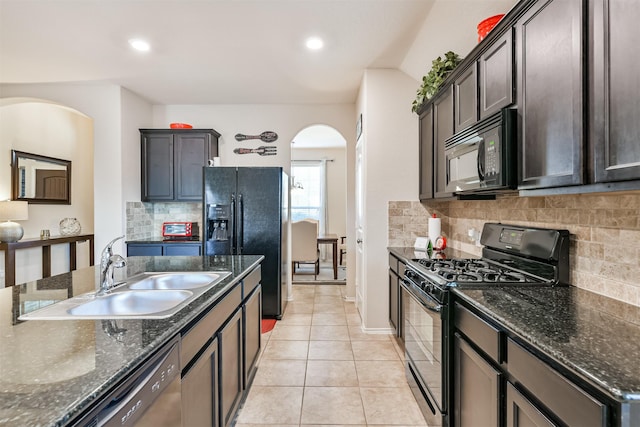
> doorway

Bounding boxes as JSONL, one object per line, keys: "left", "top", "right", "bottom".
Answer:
{"left": 290, "top": 124, "right": 347, "bottom": 284}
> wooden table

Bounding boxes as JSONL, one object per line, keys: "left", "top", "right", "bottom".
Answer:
{"left": 0, "top": 234, "right": 94, "bottom": 287}
{"left": 317, "top": 233, "right": 339, "bottom": 280}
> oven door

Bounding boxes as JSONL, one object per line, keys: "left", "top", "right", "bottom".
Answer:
{"left": 401, "top": 279, "right": 447, "bottom": 425}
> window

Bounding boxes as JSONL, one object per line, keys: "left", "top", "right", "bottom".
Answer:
{"left": 291, "top": 161, "right": 322, "bottom": 223}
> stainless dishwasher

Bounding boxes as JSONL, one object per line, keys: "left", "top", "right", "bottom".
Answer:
{"left": 74, "top": 336, "right": 182, "bottom": 427}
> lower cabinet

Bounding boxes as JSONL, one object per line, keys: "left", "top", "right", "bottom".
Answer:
{"left": 127, "top": 242, "right": 202, "bottom": 256}
{"left": 182, "top": 337, "right": 219, "bottom": 427}
{"left": 505, "top": 382, "right": 555, "bottom": 427}
{"left": 243, "top": 284, "right": 262, "bottom": 389}
{"left": 388, "top": 253, "right": 404, "bottom": 342}
{"left": 453, "top": 333, "right": 500, "bottom": 427}
{"left": 453, "top": 301, "right": 608, "bottom": 427}
{"left": 180, "top": 266, "right": 262, "bottom": 427}
{"left": 219, "top": 308, "right": 243, "bottom": 427}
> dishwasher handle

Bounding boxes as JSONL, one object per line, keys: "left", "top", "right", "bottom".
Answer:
{"left": 95, "top": 338, "right": 180, "bottom": 427}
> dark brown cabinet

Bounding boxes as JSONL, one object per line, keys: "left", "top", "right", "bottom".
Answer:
{"left": 434, "top": 87, "right": 455, "bottom": 198}
{"left": 507, "top": 338, "right": 607, "bottom": 427}
{"left": 388, "top": 253, "right": 405, "bottom": 341}
{"left": 453, "top": 300, "right": 608, "bottom": 427}
{"left": 505, "top": 382, "right": 555, "bottom": 427}
{"left": 179, "top": 266, "right": 261, "bottom": 427}
{"left": 454, "top": 64, "right": 478, "bottom": 132}
{"left": 516, "top": 0, "right": 585, "bottom": 190}
{"left": 479, "top": 28, "right": 514, "bottom": 119}
{"left": 591, "top": 0, "right": 640, "bottom": 183}
{"left": 127, "top": 241, "right": 202, "bottom": 256}
{"left": 140, "top": 129, "right": 220, "bottom": 202}
{"left": 243, "top": 284, "right": 261, "bottom": 389}
{"left": 219, "top": 308, "right": 243, "bottom": 427}
{"left": 182, "top": 337, "right": 219, "bottom": 427}
{"left": 453, "top": 333, "right": 501, "bottom": 427}
{"left": 419, "top": 105, "right": 434, "bottom": 200}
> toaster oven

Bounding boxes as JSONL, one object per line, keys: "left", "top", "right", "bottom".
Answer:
{"left": 162, "top": 222, "right": 199, "bottom": 238}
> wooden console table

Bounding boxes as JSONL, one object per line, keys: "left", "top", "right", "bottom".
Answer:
{"left": 0, "top": 234, "right": 94, "bottom": 287}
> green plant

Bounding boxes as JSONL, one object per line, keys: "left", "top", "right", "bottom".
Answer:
{"left": 412, "top": 51, "right": 462, "bottom": 113}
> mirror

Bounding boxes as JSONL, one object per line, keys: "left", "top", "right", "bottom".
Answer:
{"left": 11, "top": 150, "right": 71, "bottom": 204}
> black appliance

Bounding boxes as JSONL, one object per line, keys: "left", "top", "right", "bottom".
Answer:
{"left": 203, "top": 167, "right": 289, "bottom": 319}
{"left": 444, "top": 108, "right": 517, "bottom": 195}
{"left": 401, "top": 223, "right": 570, "bottom": 427}
{"left": 74, "top": 336, "right": 181, "bottom": 427}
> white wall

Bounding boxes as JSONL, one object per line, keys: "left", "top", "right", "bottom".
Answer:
{"left": 152, "top": 104, "right": 355, "bottom": 174}
{"left": 400, "top": 0, "right": 518, "bottom": 82}
{"left": 0, "top": 99, "right": 94, "bottom": 284}
{"left": 0, "top": 83, "right": 154, "bottom": 265}
{"left": 121, "top": 88, "right": 154, "bottom": 204}
{"left": 291, "top": 147, "right": 347, "bottom": 239}
{"left": 357, "top": 69, "right": 419, "bottom": 331}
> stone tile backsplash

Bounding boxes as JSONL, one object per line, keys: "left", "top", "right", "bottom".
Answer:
{"left": 126, "top": 202, "right": 202, "bottom": 240}
{"left": 389, "top": 192, "right": 640, "bottom": 308}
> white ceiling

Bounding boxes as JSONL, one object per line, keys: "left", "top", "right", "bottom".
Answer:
{"left": 0, "top": 0, "right": 516, "bottom": 146}
{"left": 0, "top": 0, "right": 436, "bottom": 105}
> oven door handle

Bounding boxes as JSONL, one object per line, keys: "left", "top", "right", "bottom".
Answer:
{"left": 401, "top": 278, "right": 442, "bottom": 313}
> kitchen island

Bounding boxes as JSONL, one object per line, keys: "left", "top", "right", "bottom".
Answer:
{"left": 0, "top": 254, "right": 263, "bottom": 427}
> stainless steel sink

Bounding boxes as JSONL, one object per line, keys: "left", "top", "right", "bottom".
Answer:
{"left": 67, "top": 290, "right": 192, "bottom": 317}
{"left": 18, "top": 271, "right": 233, "bottom": 320}
{"left": 128, "top": 272, "right": 228, "bottom": 290}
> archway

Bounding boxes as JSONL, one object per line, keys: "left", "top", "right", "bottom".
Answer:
{"left": 290, "top": 124, "right": 347, "bottom": 284}
{"left": 0, "top": 97, "right": 94, "bottom": 284}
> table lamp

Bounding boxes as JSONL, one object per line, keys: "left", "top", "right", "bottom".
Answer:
{"left": 0, "top": 200, "right": 29, "bottom": 243}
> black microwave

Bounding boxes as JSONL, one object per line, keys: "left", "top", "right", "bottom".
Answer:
{"left": 444, "top": 108, "right": 517, "bottom": 195}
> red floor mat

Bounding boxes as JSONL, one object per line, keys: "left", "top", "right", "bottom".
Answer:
{"left": 261, "top": 319, "right": 276, "bottom": 334}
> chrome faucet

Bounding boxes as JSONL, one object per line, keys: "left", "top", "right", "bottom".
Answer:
{"left": 98, "top": 235, "right": 126, "bottom": 296}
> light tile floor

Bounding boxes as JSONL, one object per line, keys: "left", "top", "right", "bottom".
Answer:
{"left": 235, "top": 284, "right": 427, "bottom": 427}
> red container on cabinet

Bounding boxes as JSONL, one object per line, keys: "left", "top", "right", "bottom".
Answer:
{"left": 477, "top": 14, "right": 505, "bottom": 42}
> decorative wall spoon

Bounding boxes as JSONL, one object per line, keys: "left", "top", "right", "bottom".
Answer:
{"left": 234, "top": 131, "right": 278, "bottom": 143}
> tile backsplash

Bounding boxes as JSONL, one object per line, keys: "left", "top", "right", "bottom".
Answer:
{"left": 126, "top": 202, "right": 202, "bottom": 240}
{"left": 389, "top": 192, "right": 640, "bottom": 307}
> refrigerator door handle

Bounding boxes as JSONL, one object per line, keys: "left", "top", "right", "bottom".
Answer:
{"left": 238, "top": 193, "right": 244, "bottom": 254}
{"left": 230, "top": 193, "right": 236, "bottom": 254}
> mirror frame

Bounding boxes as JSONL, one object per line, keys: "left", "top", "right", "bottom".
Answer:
{"left": 11, "top": 150, "right": 72, "bottom": 205}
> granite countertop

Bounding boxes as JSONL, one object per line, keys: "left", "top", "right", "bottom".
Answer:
{"left": 388, "top": 246, "right": 640, "bottom": 402}
{"left": 454, "top": 286, "right": 640, "bottom": 402}
{"left": 0, "top": 254, "right": 263, "bottom": 427}
{"left": 388, "top": 246, "right": 479, "bottom": 262}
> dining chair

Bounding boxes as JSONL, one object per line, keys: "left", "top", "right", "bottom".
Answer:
{"left": 291, "top": 219, "right": 320, "bottom": 279}
{"left": 339, "top": 236, "right": 346, "bottom": 265}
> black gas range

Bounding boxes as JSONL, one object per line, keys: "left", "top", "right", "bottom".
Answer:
{"left": 401, "top": 223, "right": 570, "bottom": 427}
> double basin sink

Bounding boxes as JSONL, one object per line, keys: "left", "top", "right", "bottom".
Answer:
{"left": 18, "top": 271, "right": 232, "bottom": 320}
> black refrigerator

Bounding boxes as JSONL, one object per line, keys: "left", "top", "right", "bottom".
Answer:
{"left": 203, "top": 167, "right": 289, "bottom": 319}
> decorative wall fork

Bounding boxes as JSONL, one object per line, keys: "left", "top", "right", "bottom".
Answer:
{"left": 233, "top": 146, "right": 277, "bottom": 156}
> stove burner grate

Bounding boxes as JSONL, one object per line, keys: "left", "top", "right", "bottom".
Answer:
{"left": 415, "top": 257, "right": 536, "bottom": 284}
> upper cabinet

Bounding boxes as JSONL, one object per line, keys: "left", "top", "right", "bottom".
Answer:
{"left": 141, "top": 129, "right": 220, "bottom": 202}
{"left": 590, "top": 0, "right": 640, "bottom": 183}
{"left": 417, "top": 0, "right": 640, "bottom": 197}
{"left": 433, "top": 87, "right": 455, "bottom": 199}
{"left": 454, "top": 64, "right": 478, "bottom": 132}
{"left": 515, "top": 0, "right": 585, "bottom": 190}
{"left": 419, "top": 105, "right": 434, "bottom": 200}
{"left": 479, "top": 29, "right": 514, "bottom": 120}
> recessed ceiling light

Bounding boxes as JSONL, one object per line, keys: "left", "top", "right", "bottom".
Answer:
{"left": 129, "top": 38, "right": 150, "bottom": 52}
{"left": 305, "top": 37, "right": 324, "bottom": 50}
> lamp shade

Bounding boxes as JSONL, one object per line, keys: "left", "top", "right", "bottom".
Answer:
{"left": 0, "top": 201, "right": 29, "bottom": 221}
